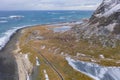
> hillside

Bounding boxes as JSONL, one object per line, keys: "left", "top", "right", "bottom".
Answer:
{"left": 73, "top": 0, "right": 120, "bottom": 47}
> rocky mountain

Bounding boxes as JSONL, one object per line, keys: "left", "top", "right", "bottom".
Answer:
{"left": 90, "top": 0, "right": 120, "bottom": 34}
{"left": 73, "top": 0, "right": 120, "bottom": 47}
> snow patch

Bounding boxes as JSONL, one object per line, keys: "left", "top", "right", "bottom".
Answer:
{"left": 25, "top": 54, "right": 28, "bottom": 59}
{"left": 27, "top": 74, "right": 30, "bottom": 80}
{"left": 105, "top": 23, "right": 116, "bottom": 32}
{"left": 61, "top": 52, "right": 64, "bottom": 55}
{"left": 41, "top": 45, "right": 46, "bottom": 49}
{"left": 36, "top": 57, "right": 40, "bottom": 66}
{"left": 66, "top": 57, "right": 100, "bottom": 80}
{"left": 66, "top": 57, "right": 120, "bottom": 80}
{"left": 76, "top": 53, "right": 86, "bottom": 57}
{"left": 99, "top": 54, "right": 105, "bottom": 59}
{"left": 97, "top": 4, "right": 120, "bottom": 18}
{"left": 44, "top": 70, "right": 49, "bottom": 80}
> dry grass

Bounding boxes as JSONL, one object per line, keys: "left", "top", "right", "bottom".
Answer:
{"left": 18, "top": 25, "right": 93, "bottom": 80}
{"left": 18, "top": 25, "right": 120, "bottom": 80}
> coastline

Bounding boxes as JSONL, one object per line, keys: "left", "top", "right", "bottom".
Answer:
{"left": 0, "top": 21, "right": 90, "bottom": 80}
{"left": 0, "top": 19, "right": 120, "bottom": 80}
{"left": 0, "top": 2, "right": 119, "bottom": 79}
{"left": 0, "top": 27, "right": 21, "bottom": 80}
{"left": 0, "top": 26, "right": 32, "bottom": 80}
{"left": 0, "top": 22, "right": 74, "bottom": 80}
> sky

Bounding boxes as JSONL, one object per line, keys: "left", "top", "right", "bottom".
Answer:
{"left": 0, "top": 0, "right": 102, "bottom": 10}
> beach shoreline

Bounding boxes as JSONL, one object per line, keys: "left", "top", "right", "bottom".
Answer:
{"left": 0, "top": 27, "right": 22, "bottom": 80}
{"left": 0, "top": 21, "right": 90, "bottom": 80}
{"left": 0, "top": 25, "right": 34, "bottom": 80}
{"left": 0, "top": 21, "right": 76, "bottom": 80}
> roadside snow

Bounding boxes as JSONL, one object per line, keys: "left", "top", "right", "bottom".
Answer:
{"left": 27, "top": 74, "right": 30, "bottom": 80}
{"left": 36, "top": 57, "right": 40, "bottom": 66}
{"left": 44, "top": 70, "right": 49, "bottom": 80}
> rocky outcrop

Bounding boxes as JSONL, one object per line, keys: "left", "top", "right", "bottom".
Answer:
{"left": 73, "top": 0, "right": 120, "bottom": 47}
{"left": 90, "top": 0, "right": 120, "bottom": 34}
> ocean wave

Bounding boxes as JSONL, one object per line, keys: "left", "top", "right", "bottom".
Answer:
{"left": 59, "top": 17, "right": 65, "bottom": 20}
{"left": 0, "top": 20, "right": 8, "bottom": 23}
{"left": 70, "top": 11, "right": 76, "bottom": 14}
{"left": 0, "top": 24, "right": 38, "bottom": 50}
{"left": 8, "top": 15, "right": 24, "bottom": 19}
{"left": 0, "top": 17, "right": 8, "bottom": 19}
{"left": 0, "top": 27, "right": 21, "bottom": 50}
{"left": 0, "top": 15, "right": 24, "bottom": 20}
{"left": 48, "top": 12, "right": 59, "bottom": 15}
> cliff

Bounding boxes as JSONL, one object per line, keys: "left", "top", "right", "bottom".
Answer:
{"left": 73, "top": 0, "right": 120, "bottom": 47}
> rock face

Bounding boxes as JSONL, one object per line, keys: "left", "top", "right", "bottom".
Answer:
{"left": 90, "top": 0, "right": 120, "bottom": 34}
{"left": 73, "top": 0, "right": 120, "bottom": 47}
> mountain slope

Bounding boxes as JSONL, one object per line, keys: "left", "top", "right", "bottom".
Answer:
{"left": 73, "top": 0, "right": 120, "bottom": 47}
{"left": 90, "top": 0, "right": 120, "bottom": 34}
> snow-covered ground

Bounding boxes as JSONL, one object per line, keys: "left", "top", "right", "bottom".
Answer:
{"left": 36, "top": 57, "right": 40, "bottom": 66}
{"left": 66, "top": 57, "right": 120, "bottom": 80}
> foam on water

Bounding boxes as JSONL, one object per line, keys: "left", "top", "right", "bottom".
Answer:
{"left": 0, "top": 20, "right": 8, "bottom": 23}
{"left": 8, "top": 15, "right": 24, "bottom": 19}
{"left": 0, "top": 27, "right": 21, "bottom": 50}
{"left": 0, "top": 25, "right": 35, "bottom": 50}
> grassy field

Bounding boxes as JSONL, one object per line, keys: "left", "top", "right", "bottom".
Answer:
{"left": 18, "top": 25, "right": 120, "bottom": 80}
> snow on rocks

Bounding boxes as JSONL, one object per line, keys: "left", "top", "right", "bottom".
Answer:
{"left": 105, "top": 23, "right": 116, "bottom": 32}
{"left": 103, "top": 4, "right": 120, "bottom": 17}
{"left": 66, "top": 57, "right": 120, "bottom": 80}
{"left": 95, "top": 0, "right": 120, "bottom": 18}
{"left": 25, "top": 54, "right": 29, "bottom": 59}
{"left": 61, "top": 52, "right": 64, "bottom": 55}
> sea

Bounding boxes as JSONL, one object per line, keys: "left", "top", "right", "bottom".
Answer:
{"left": 0, "top": 10, "right": 93, "bottom": 50}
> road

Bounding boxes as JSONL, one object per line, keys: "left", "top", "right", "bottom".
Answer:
{"left": 33, "top": 47, "right": 64, "bottom": 80}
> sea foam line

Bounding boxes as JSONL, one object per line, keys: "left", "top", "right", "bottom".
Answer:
{"left": 0, "top": 24, "right": 36, "bottom": 50}
{"left": 0, "top": 27, "right": 20, "bottom": 50}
